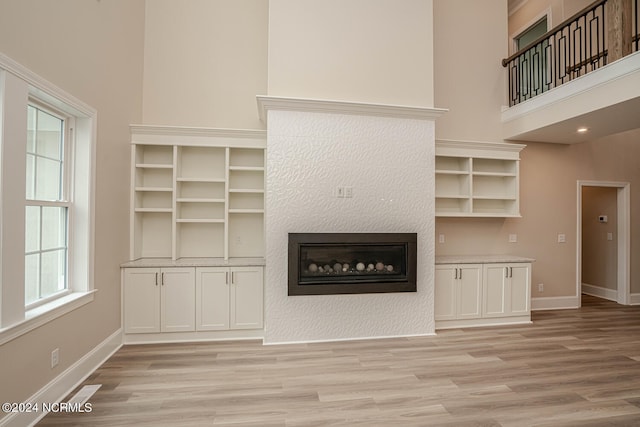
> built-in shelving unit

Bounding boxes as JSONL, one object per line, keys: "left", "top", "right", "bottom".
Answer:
{"left": 129, "top": 126, "right": 267, "bottom": 261}
{"left": 435, "top": 140, "right": 525, "bottom": 217}
{"left": 125, "top": 126, "right": 267, "bottom": 344}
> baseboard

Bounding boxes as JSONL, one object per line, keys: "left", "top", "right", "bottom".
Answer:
{"left": 0, "top": 328, "right": 122, "bottom": 427}
{"left": 581, "top": 283, "right": 618, "bottom": 302}
{"left": 263, "top": 331, "right": 437, "bottom": 346}
{"left": 123, "top": 328, "right": 264, "bottom": 344}
{"left": 531, "top": 295, "right": 580, "bottom": 311}
{"left": 630, "top": 293, "right": 640, "bottom": 305}
{"left": 436, "top": 316, "right": 531, "bottom": 330}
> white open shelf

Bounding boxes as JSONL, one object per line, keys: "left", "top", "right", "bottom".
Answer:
{"left": 130, "top": 127, "right": 266, "bottom": 261}
{"left": 435, "top": 140, "right": 525, "bottom": 217}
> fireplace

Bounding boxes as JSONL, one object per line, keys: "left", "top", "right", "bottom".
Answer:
{"left": 288, "top": 233, "right": 417, "bottom": 295}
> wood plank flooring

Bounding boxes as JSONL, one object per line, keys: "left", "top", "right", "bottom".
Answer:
{"left": 39, "top": 295, "right": 640, "bottom": 426}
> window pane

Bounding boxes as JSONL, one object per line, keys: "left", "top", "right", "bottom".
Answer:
{"left": 25, "top": 253, "right": 40, "bottom": 305}
{"left": 26, "top": 105, "right": 64, "bottom": 201}
{"left": 35, "top": 156, "right": 62, "bottom": 200}
{"left": 25, "top": 206, "right": 41, "bottom": 253}
{"left": 35, "top": 108, "right": 63, "bottom": 160}
{"left": 40, "top": 249, "right": 66, "bottom": 298}
{"left": 27, "top": 106, "right": 36, "bottom": 153}
{"left": 41, "top": 207, "right": 67, "bottom": 250}
{"left": 26, "top": 154, "right": 36, "bottom": 199}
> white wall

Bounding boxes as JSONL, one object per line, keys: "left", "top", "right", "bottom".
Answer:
{"left": 582, "top": 186, "right": 618, "bottom": 291}
{"left": 268, "top": 0, "right": 434, "bottom": 107}
{"left": 264, "top": 109, "right": 436, "bottom": 343}
{"left": 434, "top": 0, "right": 508, "bottom": 140}
{"left": 0, "top": 0, "right": 144, "bottom": 409}
{"left": 142, "top": 0, "right": 268, "bottom": 129}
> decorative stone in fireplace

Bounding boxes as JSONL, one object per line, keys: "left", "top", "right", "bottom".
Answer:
{"left": 288, "top": 233, "right": 417, "bottom": 296}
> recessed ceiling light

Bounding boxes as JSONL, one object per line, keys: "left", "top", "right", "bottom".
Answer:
{"left": 577, "top": 127, "right": 589, "bottom": 133}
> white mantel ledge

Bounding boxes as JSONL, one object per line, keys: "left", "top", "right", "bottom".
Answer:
{"left": 256, "top": 95, "right": 448, "bottom": 122}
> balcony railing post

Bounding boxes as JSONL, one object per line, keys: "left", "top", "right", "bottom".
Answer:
{"left": 607, "top": 0, "right": 633, "bottom": 61}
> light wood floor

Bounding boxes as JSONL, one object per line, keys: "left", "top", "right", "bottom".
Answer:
{"left": 39, "top": 295, "right": 640, "bottom": 426}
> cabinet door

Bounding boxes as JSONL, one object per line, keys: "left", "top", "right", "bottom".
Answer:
{"left": 160, "top": 268, "right": 196, "bottom": 332}
{"left": 509, "top": 264, "right": 531, "bottom": 315}
{"left": 435, "top": 265, "right": 457, "bottom": 320}
{"left": 196, "top": 267, "right": 230, "bottom": 331}
{"left": 457, "top": 265, "right": 483, "bottom": 318}
{"left": 483, "top": 264, "right": 509, "bottom": 317}
{"left": 230, "top": 267, "right": 263, "bottom": 329}
{"left": 123, "top": 268, "right": 161, "bottom": 334}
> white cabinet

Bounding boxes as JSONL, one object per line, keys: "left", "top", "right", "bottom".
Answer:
{"left": 196, "top": 266, "right": 264, "bottom": 331}
{"left": 435, "top": 264, "right": 482, "bottom": 320}
{"left": 435, "top": 140, "right": 526, "bottom": 217}
{"left": 130, "top": 126, "right": 266, "bottom": 261}
{"left": 124, "top": 264, "right": 264, "bottom": 341}
{"left": 483, "top": 263, "right": 531, "bottom": 318}
{"left": 435, "top": 258, "right": 532, "bottom": 329}
{"left": 123, "top": 267, "right": 195, "bottom": 334}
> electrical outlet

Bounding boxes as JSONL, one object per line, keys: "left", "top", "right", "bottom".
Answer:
{"left": 51, "top": 348, "right": 59, "bottom": 368}
{"left": 538, "top": 283, "right": 544, "bottom": 293}
{"left": 558, "top": 233, "right": 566, "bottom": 243}
{"left": 509, "top": 234, "right": 517, "bottom": 243}
{"left": 336, "top": 186, "right": 345, "bottom": 198}
{"left": 438, "top": 234, "right": 445, "bottom": 244}
{"left": 344, "top": 186, "right": 353, "bottom": 198}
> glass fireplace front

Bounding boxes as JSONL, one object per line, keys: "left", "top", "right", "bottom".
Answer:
{"left": 288, "top": 233, "right": 417, "bottom": 295}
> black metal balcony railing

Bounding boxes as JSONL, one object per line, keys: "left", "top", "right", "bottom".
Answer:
{"left": 502, "top": 0, "right": 639, "bottom": 107}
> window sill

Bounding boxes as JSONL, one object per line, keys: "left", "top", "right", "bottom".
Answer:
{"left": 0, "top": 290, "right": 96, "bottom": 346}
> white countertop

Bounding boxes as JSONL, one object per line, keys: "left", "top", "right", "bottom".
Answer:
{"left": 121, "top": 257, "right": 266, "bottom": 268}
{"left": 435, "top": 255, "right": 535, "bottom": 265}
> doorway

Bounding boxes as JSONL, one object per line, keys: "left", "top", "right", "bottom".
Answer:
{"left": 577, "top": 181, "right": 630, "bottom": 306}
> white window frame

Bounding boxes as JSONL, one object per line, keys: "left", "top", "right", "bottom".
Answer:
{"left": 0, "top": 52, "right": 96, "bottom": 345}
{"left": 25, "top": 101, "right": 73, "bottom": 309}
{"left": 509, "top": 8, "right": 551, "bottom": 55}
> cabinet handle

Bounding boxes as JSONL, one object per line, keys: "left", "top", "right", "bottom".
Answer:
{"left": 505, "top": 267, "right": 509, "bottom": 278}
{"left": 510, "top": 267, "right": 513, "bottom": 278}
{"left": 161, "top": 272, "right": 165, "bottom": 286}
{"left": 155, "top": 272, "right": 158, "bottom": 286}
{"left": 454, "top": 268, "right": 458, "bottom": 280}
{"left": 231, "top": 271, "right": 235, "bottom": 285}
{"left": 459, "top": 268, "right": 462, "bottom": 280}
{"left": 226, "top": 271, "right": 229, "bottom": 285}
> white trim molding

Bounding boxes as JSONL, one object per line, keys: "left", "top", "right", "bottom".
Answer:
{"left": 130, "top": 125, "right": 266, "bottom": 148}
{"left": 577, "top": 181, "right": 631, "bottom": 306}
{"left": 0, "top": 329, "right": 122, "bottom": 427}
{"left": 582, "top": 283, "right": 618, "bottom": 302}
{"left": 256, "top": 95, "right": 448, "bottom": 122}
{"left": 0, "top": 291, "right": 96, "bottom": 346}
{"left": 130, "top": 124, "right": 266, "bottom": 139}
{"left": 531, "top": 296, "right": 580, "bottom": 311}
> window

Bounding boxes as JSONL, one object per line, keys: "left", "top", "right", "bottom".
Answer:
{"left": 515, "top": 17, "right": 548, "bottom": 51}
{"left": 514, "top": 16, "right": 549, "bottom": 100}
{"left": 0, "top": 52, "right": 96, "bottom": 344}
{"left": 25, "top": 104, "right": 71, "bottom": 307}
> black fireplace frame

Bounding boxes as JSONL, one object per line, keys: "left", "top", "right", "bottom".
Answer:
{"left": 288, "top": 233, "right": 417, "bottom": 296}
